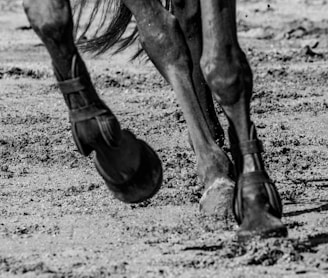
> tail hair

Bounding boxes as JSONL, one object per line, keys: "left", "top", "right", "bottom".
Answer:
{"left": 73, "top": 0, "right": 172, "bottom": 57}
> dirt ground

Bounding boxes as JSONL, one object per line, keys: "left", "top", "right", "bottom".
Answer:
{"left": 0, "top": 0, "right": 328, "bottom": 277}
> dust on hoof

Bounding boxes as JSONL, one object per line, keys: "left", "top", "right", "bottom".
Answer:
{"left": 199, "top": 177, "right": 235, "bottom": 219}
{"left": 95, "top": 139, "right": 163, "bottom": 203}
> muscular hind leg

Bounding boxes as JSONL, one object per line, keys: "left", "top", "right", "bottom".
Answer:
{"left": 23, "top": 0, "right": 162, "bottom": 203}
{"left": 123, "top": 0, "right": 235, "bottom": 218}
{"left": 200, "top": 0, "right": 287, "bottom": 239}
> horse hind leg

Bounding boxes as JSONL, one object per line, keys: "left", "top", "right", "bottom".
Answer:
{"left": 23, "top": 0, "right": 162, "bottom": 203}
{"left": 123, "top": 0, "right": 235, "bottom": 219}
{"left": 200, "top": 0, "right": 287, "bottom": 240}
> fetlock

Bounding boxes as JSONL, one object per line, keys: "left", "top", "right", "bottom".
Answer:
{"left": 197, "top": 146, "right": 234, "bottom": 189}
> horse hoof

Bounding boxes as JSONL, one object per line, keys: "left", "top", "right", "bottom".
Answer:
{"left": 237, "top": 211, "right": 288, "bottom": 242}
{"left": 199, "top": 177, "right": 234, "bottom": 219}
{"left": 95, "top": 139, "right": 163, "bottom": 203}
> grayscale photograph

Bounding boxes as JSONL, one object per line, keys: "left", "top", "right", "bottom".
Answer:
{"left": 0, "top": 0, "right": 327, "bottom": 277}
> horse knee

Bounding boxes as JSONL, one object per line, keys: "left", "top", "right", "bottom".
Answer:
{"left": 200, "top": 47, "right": 253, "bottom": 106}
{"left": 23, "top": 0, "right": 72, "bottom": 41}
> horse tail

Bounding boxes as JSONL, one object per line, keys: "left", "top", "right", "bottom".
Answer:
{"left": 73, "top": 0, "right": 172, "bottom": 57}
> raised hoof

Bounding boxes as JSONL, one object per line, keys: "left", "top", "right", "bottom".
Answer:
{"left": 237, "top": 211, "right": 288, "bottom": 242}
{"left": 95, "top": 139, "right": 163, "bottom": 203}
{"left": 199, "top": 177, "right": 234, "bottom": 219}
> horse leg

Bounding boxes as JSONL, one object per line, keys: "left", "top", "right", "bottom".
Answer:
{"left": 22, "top": 0, "right": 162, "bottom": 203}
{"left": 170, "top": 0, "right": 235, "bottom": 214}
{"left": 122, "top": 0, "right": 235, "bottom": 218}
{"left": 200, "top": 0, "right": 287, "bottom": 239}
{"left": 172, "top": 0, "right": 225, "bottom": 147}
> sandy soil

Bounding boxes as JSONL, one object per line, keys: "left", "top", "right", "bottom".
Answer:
{"left": 0, "top": 0, "right": 328, "bottom": 277}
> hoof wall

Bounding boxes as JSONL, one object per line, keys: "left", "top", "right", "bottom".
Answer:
{"left": 96, "top": 139, "right": 163, "bottom": 203}
{"left": 199, "top": 177, "right": 234, "bottom": 219}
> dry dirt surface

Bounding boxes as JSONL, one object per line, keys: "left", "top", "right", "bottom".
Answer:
{"left": 1, "top": 0, "right": 328, "bottom": 277}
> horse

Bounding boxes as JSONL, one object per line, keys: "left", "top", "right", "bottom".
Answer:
{"left": 22, "top": 0, "right": 286, "bottom": 240}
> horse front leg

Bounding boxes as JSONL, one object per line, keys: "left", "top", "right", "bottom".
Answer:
{"left": 23, "top": 0, "right": 162, "bottom": 203}
{"left": 172, "top": 0, "right": 225, "bottom": 148}
{"left": 123, "top": 0, "right": 235, "bottom": 219}
{"left": 171, "top": 0, "right": 235, "bottom": 216}
{"left": 200, "top": 0, "right": 287, "bottom": 239}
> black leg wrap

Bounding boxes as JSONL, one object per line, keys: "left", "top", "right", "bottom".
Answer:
{"left": 53, "top": 53, "right": 163, "bottom": 203}
{"left": 70, "top": 113, "right": 121, "bottom": 156}
{"left": 229, "top": 123, "right": 283, "bottom": 225}
{"left": 54, "top": 54, "right": 121, "bottom": 156}
{"left": 233, "top": 171, "right": 283, "bottom": 225}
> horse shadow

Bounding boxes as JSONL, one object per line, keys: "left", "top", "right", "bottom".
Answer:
{"left": 282, "top": 176, "right": 328, "bottom": 218}
{"left": 305, "top": 232, "right": 328, "bottom": 248}
{"left": 283, "top": 202, "right": 328, "bottom": 217}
